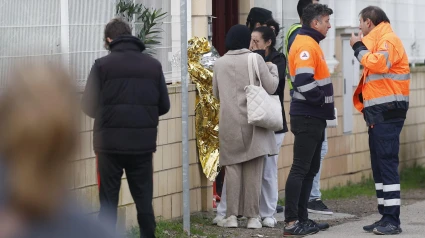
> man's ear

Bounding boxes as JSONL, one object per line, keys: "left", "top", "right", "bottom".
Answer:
{"left": 107, "top": 37, "right": 113, "bottom": 43}
{"left": 367, "top": 19, "right": 373, "bottom": 28}
{"left": 311, "top": 19, "right": 319, "bottom": 29}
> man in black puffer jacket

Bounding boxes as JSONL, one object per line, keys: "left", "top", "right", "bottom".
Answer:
{"left": 82, "top": 18, "right": 170, "bottom": 238}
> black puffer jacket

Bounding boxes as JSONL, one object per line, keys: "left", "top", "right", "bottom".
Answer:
{"left": 82, "top": 35, "right": 170, "bottom": 154}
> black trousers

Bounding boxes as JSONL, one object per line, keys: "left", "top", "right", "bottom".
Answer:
{"left": 216, "top": 169, "right": 225, "bottom": 197}
{"left": 97, "top": 152, "right": 155, "bottom": 238}
{"left": 285, "top": 116, "right": 326, "bottom": 222}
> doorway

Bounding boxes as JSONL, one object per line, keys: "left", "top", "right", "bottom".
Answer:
{"left": 342, "top": 38, "right": 360, "bottom": 134}
{"left": 212, "top": 0, "right": 239, "bottom": 56}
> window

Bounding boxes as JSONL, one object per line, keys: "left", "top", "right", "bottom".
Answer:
{"left": 0, "top": 0, "right": 190, "bottom": 91}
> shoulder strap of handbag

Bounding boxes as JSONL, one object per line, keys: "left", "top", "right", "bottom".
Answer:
{"left": 248, "top": 53, "right": 263, "bottom": 87}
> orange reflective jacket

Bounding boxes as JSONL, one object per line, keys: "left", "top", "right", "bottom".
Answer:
{"left": 288, "top": 30, "right": 334, "bottom": 120}
{"left": 353, "top": 22, "right": 410, "bottom": 125}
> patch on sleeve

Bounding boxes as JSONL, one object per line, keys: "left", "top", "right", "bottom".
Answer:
{"left": 300, "top": 51, "right": 310, "bottom": 60}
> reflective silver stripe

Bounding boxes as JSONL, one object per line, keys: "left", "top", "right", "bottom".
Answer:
{"left": 357, "top": 50, "right": 369, "bottom": 62}
{"left": 364, "top": 95, "right": 409, "bottom": 108}
{"left": 316, "top": 77, "right": 332, "bottom": 86}
{"left": 377, "top": 51, "right": 391, "bottom": 69}
{"left": 366, "top": 73, "right": 410, "bottom": 82}
{"left": 295, "top": 67, "right": 315, "bottom": 75}
{"left": 375, "top": 183, "right": 383, "bottom": 190}
{"left": 377, "top": 198, "right": 384, "bottom": 205}
{"left": 387, "top": 60, "right": 392, "bottom": 69}
{"left": 325, "top": 96, "right": 334, "bottom": 103}
{"left": 377, "top": 51, "right": 389, "bottom": 59}
{"left": 291, "top": 75, "right": 295, "bottom": 82}
{"left": 383, "top": 184, "right": 400, "bottom": 192}
{"left": 297, "top": 81, "right": 318, "bottom": 93}
{"left": 293, "top": 91, "right": 306, "bottom": 100}
{"left": 357, "top": 50, "right": 391, "bottom": 68}
{"left": 384, "top": 199, "right": 400, "bottom": 206}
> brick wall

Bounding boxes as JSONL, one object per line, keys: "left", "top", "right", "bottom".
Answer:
{"left": 277, "top": 67, "right": 425, "bottom": 197}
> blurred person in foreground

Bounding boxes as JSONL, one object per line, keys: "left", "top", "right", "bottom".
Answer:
{"left": 0, "top": 64, "right": 113, "bottom": 238}
{"left": 82, "top": 18, "right": 170, "bottom": 238}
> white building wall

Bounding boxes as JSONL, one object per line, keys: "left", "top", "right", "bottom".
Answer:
{"left": 251, "top": 0, "right": 425, "bottom": 72}
{"left": 332, "top": 0, "right": 425, "bottom": 64}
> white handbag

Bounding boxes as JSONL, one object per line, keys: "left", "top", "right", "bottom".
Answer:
{"left": 244, "top": 53, "right": 283, "bottom": 131}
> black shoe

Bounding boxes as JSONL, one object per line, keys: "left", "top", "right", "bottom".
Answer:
{"left": 363, "top": 220, "right": 384, "bottom": 232}
{"left": 307, "top": 199, "right": 333, "bottom": 215}
{"left": 373, "top": 222, "right": 402, "bottom": 235}
{"left": 283, "top": 221, "right": 319, "bottom": 237}
{"left": 303, "top": 219, "right": 330, "bottom": 231}
{"left": 276, "top": 205, "right": 284, "bottom": 213}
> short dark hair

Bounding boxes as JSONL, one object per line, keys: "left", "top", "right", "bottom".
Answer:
{"left": 297, "top": 0, "right": 313, "bottom": 19}
{"left": 104, "top": 18, "right": 132, "bottom": 50}
{"left": 302, "top": 3, "right": 333, "bottom": 27}
{"left": 265, "top": 18, "right": 280, "bottom": 37}
{"left": 359, "top": 6, "right": 390, "bottom": 26}
{"left": 246, "top": 7, "right": 273, "bottom": 32}
{"left": 252, "top": 26, "right": 277, "bottom": 49}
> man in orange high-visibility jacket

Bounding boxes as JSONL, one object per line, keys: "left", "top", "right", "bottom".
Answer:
{"left": 284, "top": 3, "right": 334, "bottom": 237}
{"left": 350, "top": 6, "right": 410, "bottom": 236}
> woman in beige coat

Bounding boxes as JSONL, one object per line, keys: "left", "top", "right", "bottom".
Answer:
{"left": 212, "top": 24, "right": 279, "bottom": 229}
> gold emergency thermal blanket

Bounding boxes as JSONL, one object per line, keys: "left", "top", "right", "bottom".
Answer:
{"left": 187, "top": 37, "right": 220, "bottom": 181}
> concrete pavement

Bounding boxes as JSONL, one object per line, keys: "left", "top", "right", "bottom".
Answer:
{"left": 275, "top": 210, "right": 356, "bottom": 222}
{"left": 312, "top": 200, "right": 425, "bottom": 238}
{"left": 216, "top": 201, "right": 425, "bottom": 237}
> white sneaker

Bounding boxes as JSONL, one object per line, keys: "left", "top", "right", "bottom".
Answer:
{"left": 212, "top": 215, "right": 225, "bottom": 225}
{"left": 247, "top": 217, "right": 262, "bottom": 229}
{"left": 262, "top": 217, "right": 277, "bottom": 228}
{"left": 218, "top": 215, "right": 238, "bottom": 228}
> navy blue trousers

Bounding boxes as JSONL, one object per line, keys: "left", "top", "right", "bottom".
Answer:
{"left": 369, "top": 119, "right": 404, "bottom": 226}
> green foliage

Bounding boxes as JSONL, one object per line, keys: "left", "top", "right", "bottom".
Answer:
{"left": 279, "top": 165, "right": 425, "bottom": 204}
{"left": 127, "top": 215, "right": 215, "bottom": 238}
{"left": 116, "top": 0, "right": 167, "bottom": 55}
{"left": 400, "top": 164, "right": 425, "bottom": 190}
{"left": 321, "top": 178, "right": 376, "bottom": 200}
{"left": 116, "top": 0, "right": 144, "bottom": 23}
{"left": 137, "top": 7, "right": 167, "bottom": 54}
{"left": 321, "top": 165, "right": 425, "bottom": 200}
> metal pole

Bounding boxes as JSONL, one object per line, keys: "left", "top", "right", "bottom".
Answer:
{"left": 180, "top": 0, "right": 190, "bottom": 235}
{"left": 60, "top": 0, "right": 70, "bottom": 71}
{"left": 281, "top": 0, "right": 285, "bottom": 53}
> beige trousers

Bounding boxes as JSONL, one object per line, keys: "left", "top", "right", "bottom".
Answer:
{"left": 225, "top": 155, "right": 265, "bottom": 218}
